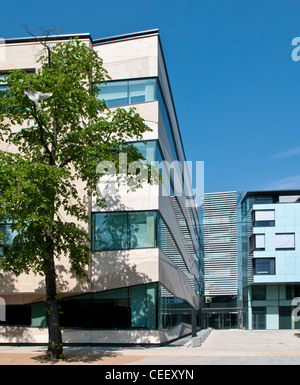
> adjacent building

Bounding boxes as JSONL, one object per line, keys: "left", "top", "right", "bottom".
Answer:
{"left": 0, "top": 30, "right": 203, "bottom": 344}
{"left": 241, "top": 190, "right": 300, "bottom": 330}
{"left": 203, "top": 191, "right": 243, "bottom": 329}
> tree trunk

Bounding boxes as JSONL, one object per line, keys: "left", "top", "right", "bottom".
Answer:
{"left": 45, "top": 229, "right": 63, "bottom": 359}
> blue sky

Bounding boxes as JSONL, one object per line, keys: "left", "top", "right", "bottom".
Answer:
{"left": 1, "top": 0, "right": 300, "bottom": 194}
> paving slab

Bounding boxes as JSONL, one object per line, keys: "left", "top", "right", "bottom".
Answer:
{"left": 0, "top": 329, "right": 299, "bottom": 365}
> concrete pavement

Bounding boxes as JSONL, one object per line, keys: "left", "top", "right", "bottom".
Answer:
{"left": 0, "top": 329, "right": 300, "bottom": 365}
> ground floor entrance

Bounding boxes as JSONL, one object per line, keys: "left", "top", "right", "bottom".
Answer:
{"left": 203, "top": 310, "right": 241, "bottom": 329}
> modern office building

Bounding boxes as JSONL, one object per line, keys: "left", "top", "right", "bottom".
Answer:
{"left": 0, "top": 30, "right": 203, "bottom": 344}
{"left": 203, "top": 191, "right": 243, "bottom": 329}
{"left": 241, "top": 190, "right": 300, "bottom": 330}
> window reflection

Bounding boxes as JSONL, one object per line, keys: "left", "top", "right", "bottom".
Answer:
{"left": 98, "top": 79, "right": 156, "bottom": 108}
{"left": 92, "top": 211, "right": 161, "bottom": 251}
{"left": 0, "top": 223, "right": 17, "bottom": 257}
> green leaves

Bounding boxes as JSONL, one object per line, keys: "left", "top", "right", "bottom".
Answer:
{"left": 0, "top": 37, "right": 152, "bottom": 280}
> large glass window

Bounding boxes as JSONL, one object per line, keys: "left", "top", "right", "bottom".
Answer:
{"left": 129, "top": 211, "right": 157, "bottom": 249}
{"left": 252, "top": 210, "right": 275, "bottom": 227}
{"left": 252, "top": 307, "right": 266, "bottom": 330}
{"left": 252, "top": 285, "right": 266, "bottom": 300}
{"left": 253, "top": 258, "right": 275, "bottom": 275}
{"left": 59, "top": 284, "right": 157, "bottom": 329}
{"left": 92, "top": 212, "right": 128, "bottom": 251}
{"left": 131, "top": 140, "right": 157, "bottom": 164}
{"left": 92, "top": 211, "right": 161, "bottom": 251}
{"left": 98, "top": 78, "right": 185, "bottom": 196}
{"left": 98, "top": 79, "right": 157, "bottom": 108}
{"left": 279, "top": 195, "right": 300, "bottom": 203}
{"left": 275, "top": 233, "right": 295, "bottom": 250}
{"left": 249, "top": 234, "right": 265, "bottom": 252}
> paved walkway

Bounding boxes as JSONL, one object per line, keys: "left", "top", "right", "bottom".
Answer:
{"left": 0, "top": 329, "right": 300, "bottom": 365}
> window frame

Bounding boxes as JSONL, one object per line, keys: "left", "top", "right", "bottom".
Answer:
{"left": 91, "top": 210, "right": 161, "bottom": 252}
{"left": 252, "top": 209, "right": 275, "bottom": 227}
{"left": 249, "top": 233, "right": 265, "bottom": 252}
{"left": 252, "top": 257, "right": 276, "bottom": 276}
{"left": 275, "top": 233, "right": 295, "bottom": 250}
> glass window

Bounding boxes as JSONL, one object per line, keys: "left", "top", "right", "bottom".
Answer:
{"left": 98, "top": 81, "right": 128, "bottom": 108}
{"left": 252, "top": 307, "right": 266, "bottom": 329}
{"left": 250, "top": 234, "right": 265, "bottom": 252}
{"left": 0, "top": 74, "right": 8, "bottom": 99}
{"left": 275, "top": 233, "right": 295, "bottom": 250}
{"left": 252, "top": 286, "right": 266, "bottom": 300}
{"left": 129, "top": 79, "right": 156, "bottom": 104}
{"left": 253, "top": 258, "right": 275, "bottom": 275}
{"left": 92, "top": 212, "right": 128, "bottom": 251}
{"left": 0, "top": 224, "right": 17, "bottom": 257}
{"left": 279, "top": 195, "right": 300, "bottom": 203}
{"left": 252, "top": 210, "right": 275, "bottom": 227}
{"left": 97, "top": 78, "right": 157, "bottom": 108}
{"left": 92, "top": 211, "right": 162, "bottom": 251}
{"left": 129, "top": 211, "right": 157, "bottom": 248}
{"left": 255, "top": 234, "right": 265, "bottom": 249}
{"left": 132, "top": 140, "right": 157, "bottom": 164}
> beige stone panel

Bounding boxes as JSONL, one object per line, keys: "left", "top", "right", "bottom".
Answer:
{"left": 0, "top": 323, "right": 191, "bottom": 344}
{"left": 0, "top": 258, "right": 91, "bottom": 296}
{"left": 0, "top": 42, "right": 41, "bottom": 71}
{"left": 91, "top": 248, "right": 159, "bottom": 292}
{"left": 94, "top": 36, "right": 158, "bottom": 80}
{"left": 0, "top": 325, "right": 49, "bottom": 343}
{"left": 93, "top": 175, "right": 159, "bottom": 212}
{"left": 1, "top": 37, "right": 92, "bottom": 72}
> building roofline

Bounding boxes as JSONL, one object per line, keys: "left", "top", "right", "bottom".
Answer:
{"left": 92, "top": 29, "right": 159, "bottom": 46}
{"left": 241, "top": 189, "right": 300, "bottom": 203}
{"left": 4, "top": 33, "right": 92, "bottom": 45}
{"left": 3, "top": 29, "right": 160, "bottom": 46}
{"left": 3, "top": 28, "right": 191, "bottom": 187}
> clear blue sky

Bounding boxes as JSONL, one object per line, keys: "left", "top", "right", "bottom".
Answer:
{"left": 2, "top": 0, "right": 300, "bottom": 194}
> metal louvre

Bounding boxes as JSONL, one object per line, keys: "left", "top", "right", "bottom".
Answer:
{"left": 204, "top": 192, "right": 240, "bottom": 296}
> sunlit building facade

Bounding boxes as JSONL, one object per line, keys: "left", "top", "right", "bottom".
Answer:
{"left": 0, "top": 30, "right": 203, "bottom": 344}
{"left": 242, "top": 190, "right": 300, "bottom": 330}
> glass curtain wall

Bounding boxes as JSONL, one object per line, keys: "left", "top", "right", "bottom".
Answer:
{"left": 92, "top": 211, "right": 161, "bottom": 252}
{"left": 98, "top": 79, "right": 157, "bottom": 108}
{"left": 97, "top": 78, "right": 184, "bottom": 196}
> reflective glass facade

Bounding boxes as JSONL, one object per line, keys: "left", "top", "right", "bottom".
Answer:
{"left": 98, "top": 78, "right": 184, "bottom": 194}
{"left": 98, "top": 78, "right": 157, "bottom": 108}
{"left": 92, "top": 211, "right": 161, "bottom": 251}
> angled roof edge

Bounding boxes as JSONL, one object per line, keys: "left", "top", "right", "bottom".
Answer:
{"left": 92, "top": 29, "right": 159, "bottom": 46}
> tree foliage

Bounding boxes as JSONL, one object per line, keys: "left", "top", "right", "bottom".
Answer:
{"left": 0, "top": 38, "right": 152, "bottom": 358}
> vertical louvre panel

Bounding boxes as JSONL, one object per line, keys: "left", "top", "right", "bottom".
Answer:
{"left": 204, "top": 192, "right": 240, "bottom": 296}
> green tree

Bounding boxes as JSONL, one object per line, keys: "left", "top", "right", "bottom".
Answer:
{"left": 0, "top": 38, "right": 152, "bottom": 359}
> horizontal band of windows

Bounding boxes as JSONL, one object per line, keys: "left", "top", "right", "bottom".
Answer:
{"left": 97, "top": 78, "right": 157, "bottom": 108}
{"left": 92, "top": 211, "right": 161, "bottom": 251}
